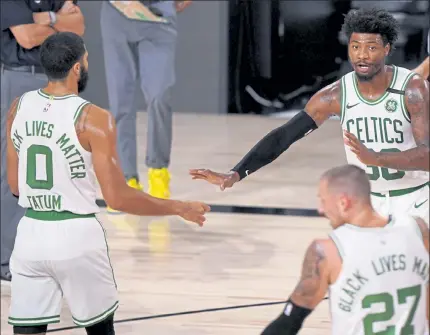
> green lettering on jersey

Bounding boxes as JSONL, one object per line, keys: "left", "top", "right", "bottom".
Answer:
{"left": 56, "top": 133, "right": 87, "bottom": 179}
{"left": 345, "top": 117, "right": 404, "bottom": 145}
{"left": 26, "top": 145, "right": 53, "bottom": 190}
{"left": 27, "top": 195, "right": 62, "bottom": 211}
{"left": 12, "top": 130, "right": 23, "bottom": 154}
{"left": 413, "top": 257, "right": 429, "bottom": 281}
{"left": 362, "top": 285, "right": 421, "bottom": 335}
{"left": 56, "top": 133, "right": 70, "bottom": 148}
{"left": 25, "top": 121, "right": 54, "bottom": 139}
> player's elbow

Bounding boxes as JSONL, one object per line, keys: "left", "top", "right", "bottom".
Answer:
{"left": 15, "top": 34, "right": 37, "bottom": 50}
{"left": 8, "top": 182, "right": 19, "bottom": 197}
{"left": 10, "top": 25, "right": 38, "bottom": 49}
{"left": 102, "top": 188, "right": 126, "bottom": 212}
{"left": 103, "top": 193, "right": 123, "bottom": 211}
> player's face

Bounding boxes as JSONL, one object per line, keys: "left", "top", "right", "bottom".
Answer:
{"left": 77, "top": 52, "right": 89, "bottom": 93}
{"left": 318, "top": 180, "right": 349, "bottom": 229}
{"left": 348, "top": 33, "right": 390, "bottom": 82}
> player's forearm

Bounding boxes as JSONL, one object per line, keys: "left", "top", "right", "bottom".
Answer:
{"left": 231, "top": 111, "right": 318, "bottom": 180}
{"left": 15, "top": 24, "right": 56, "bottom": 49}
{"left": 375, "top": 145, "right": 430, "bottom": 172}
{"left": 54, "top": 12, "right": 85, "bottom": 36}
{"left": 108, "top": 186, "right": 182, "bottom": 216}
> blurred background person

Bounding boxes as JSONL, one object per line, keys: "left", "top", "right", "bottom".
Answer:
{"left": 413, "top": 29, "right": 429, "bottom": 79}
{"left": 0, "top": 0, "right": 84, "bottom": 283}
{"left": 100, "top": 1, "right": 192, "bottom": 213}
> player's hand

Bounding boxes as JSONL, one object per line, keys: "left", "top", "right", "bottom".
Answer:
{"left": 177, "top": 201, "right": 211, "bottom": 227}
{"left": 189, "top": 169, "right": 240, "bottom": 191}
{"left": 59, "top": 1, "right": 78, "bottom": 13}
{"left": 344, "top": 130, "right": 378, "bottom": 165}
{"left": 175, "top": 0, "right": 192, "bottom": 12}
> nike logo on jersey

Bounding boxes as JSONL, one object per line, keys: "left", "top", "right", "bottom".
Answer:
{"left": 414, "top": 199, "right": 428, "bottom": 208}
{"left": 346, "top": 102, "right": 360, "bottom": 109}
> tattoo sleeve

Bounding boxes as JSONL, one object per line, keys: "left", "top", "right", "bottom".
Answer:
{"left": 375, "top": 76, "right": 429, "bottom": 171}
{"left": 290, "top": 240, "right": 328, "bottom": 309}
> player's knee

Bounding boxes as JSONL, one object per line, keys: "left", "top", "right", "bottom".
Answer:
{"left": 85, "top": 315, "right": 115, "bottom": 335}
{"left": 13, "top": 324, "right": 47, "bottom": 334}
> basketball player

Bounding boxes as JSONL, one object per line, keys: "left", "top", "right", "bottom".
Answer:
{"left": 261, "top": 165, "right": 429, "bottom": 334}
{"left": 190, "top": 8, "right": 429, "bottom": 223}
{"left": 5, "top": 32, "right": 210, "bottom": 335}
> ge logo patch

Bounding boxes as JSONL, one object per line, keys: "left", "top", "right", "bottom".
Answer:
{"left": 385, "top": 99, "right": 398, "bottom": 113}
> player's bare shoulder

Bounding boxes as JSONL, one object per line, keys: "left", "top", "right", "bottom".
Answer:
{"left": 304, "top": 80, "right": 342, "bottom": 126}
{"left": 404, "top": 73, "right": 429, "bottom": 113}
{"left": 75, "top": 103, "right": 116, "bottom": 151}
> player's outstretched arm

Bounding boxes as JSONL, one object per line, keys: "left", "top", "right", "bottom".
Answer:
{"left": 261, "top": 239, "right": 331, "bottom": 334}
{"left": 6, "top": 97, "right": 20, "bottom": 196}
{"left": 377, "top": 75, "right": 429, "bottom": 171}
{"left": 190, "top": 81, "right": 342, "bottom": 191}
{"left": 77, "top": 104, "right": 210, "bottom": 226}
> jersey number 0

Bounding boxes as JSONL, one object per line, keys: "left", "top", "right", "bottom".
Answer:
{"left": 26, "top": 144, "right": 54, "bottom": 190}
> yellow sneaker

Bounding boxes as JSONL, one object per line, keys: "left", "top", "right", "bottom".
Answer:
{"left": 148, "top": 168, "right": 171, "bottom": 199}
{"left": 107, "top": 177, "right": 143, "bottom": 214}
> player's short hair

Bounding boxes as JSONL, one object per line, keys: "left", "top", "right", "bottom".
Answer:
{"left": 341, "top": 8, "right": 399, "bottom": 47}
{"left": 40, "top": 32, "right": 86, "bottom": 81}
{"left": 321, "top": 165, "right": 371, "bottom": 200}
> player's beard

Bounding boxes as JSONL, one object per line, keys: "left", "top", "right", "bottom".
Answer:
{"left": 354, "top": 63, "right": 383, "bottom": 82}
{"left": 78, "top": 66, "right": 89, "bottom": 93}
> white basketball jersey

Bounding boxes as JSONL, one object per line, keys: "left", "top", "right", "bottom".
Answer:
{"left": 340, "top": 65, "right": 429, "bottom": 193}
{"left": 329, "top": 215, "right": 429, "bottom": 335}
{"left": 10, "top": 89, "right": 99, "bottom": 214}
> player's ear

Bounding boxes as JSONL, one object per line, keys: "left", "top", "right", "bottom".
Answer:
{"left": 72, "top": 61, "right": 81, "bottom": 76}
{"left": 384, "top": 43, "right": 390, "bottom": 57}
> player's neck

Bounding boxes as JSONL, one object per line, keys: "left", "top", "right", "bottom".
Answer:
{"left": 355, "top": 65, "right": 391, "bottom": 96}
{"left": 43, "top": 80, "right": 78, "bottom": 97}
{"left": 346, "top": 206, "right": 389, "bottom": 228}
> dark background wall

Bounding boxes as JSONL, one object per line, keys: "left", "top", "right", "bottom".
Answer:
{"left": 78, "top": 1, "right": 229, "bottom": 115}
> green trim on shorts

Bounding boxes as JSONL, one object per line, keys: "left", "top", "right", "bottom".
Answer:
{"left": 24, "top": 209, "right": 96, "bottom": 221}
{"left": 96, "top": 218, "right": 118, "bottom": 289}
{"left": 8, "top": 315, "right": 60, "bottom": 326}
{"left": 370, "top": 182, "right": 428, "bottom": 198}
{"left": 72, "top": 301, "right": 119, "bottom": 327}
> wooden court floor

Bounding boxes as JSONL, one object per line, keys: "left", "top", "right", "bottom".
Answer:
{"left": 1, "top": 113, "right": 347, "bottom": 334}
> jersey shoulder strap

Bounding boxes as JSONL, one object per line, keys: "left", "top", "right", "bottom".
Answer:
{"left": 387, "top": 66, "right": 415, "bottom": 94}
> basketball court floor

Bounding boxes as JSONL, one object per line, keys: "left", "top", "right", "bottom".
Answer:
{"left": 1, "top": 112, "right": 347, "bottom": 334}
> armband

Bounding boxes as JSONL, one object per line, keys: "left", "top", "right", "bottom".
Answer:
{"left": 261, "top": 299, "right": 312, "bottom": 335}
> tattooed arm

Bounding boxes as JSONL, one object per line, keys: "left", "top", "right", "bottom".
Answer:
{"left": 374, "top": 75, "right": 430, "bottom": 171}
{"left": 289, "top": 239, "right": 330, "bottom": 308}
{"left": 6, "top": 97, "right": 21, "bottom": 196}
{"left": 261, "top": 240, "right": 331, "bottom": 334}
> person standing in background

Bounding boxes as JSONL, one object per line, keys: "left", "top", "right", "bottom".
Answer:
{"left": 0, "top": 0, "right": 85, "bottom": 283}
{"left": 100, "top": 1, "right": 192, "bottom": 213}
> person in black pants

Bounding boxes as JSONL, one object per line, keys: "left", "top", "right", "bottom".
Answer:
{"left": 0, "top": 0, "right": 85, "bottom": 283}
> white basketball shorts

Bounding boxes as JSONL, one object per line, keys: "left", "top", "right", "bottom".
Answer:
{"left": 8, "top": 210, "right": 118, "bottom": 328}
{"left": 371, "top": 182, "right": 429, "bottom": 227}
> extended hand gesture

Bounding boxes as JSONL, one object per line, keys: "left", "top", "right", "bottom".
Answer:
{"left": 178, "top": 201, "right": 211, "bottom": 227}
{"left": 189, "top": 169, "right": 240, "bottom": 191}
{"left": 344, "top": 130, "right": 378, "bottom": 166}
